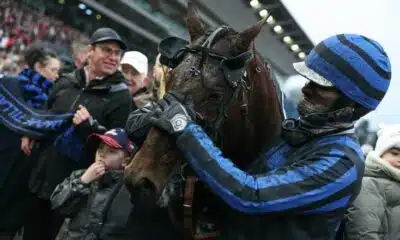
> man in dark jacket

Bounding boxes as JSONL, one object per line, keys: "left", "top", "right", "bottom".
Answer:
{"left": 24, "top": 28, "right": 133, "bottom": 240}
{"left": 131, "top": 34, "right": 391, "bottom": 239}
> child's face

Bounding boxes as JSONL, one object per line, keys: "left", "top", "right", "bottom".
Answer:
{"left": 95, "top": 142, "right": 127, "bottom": 170}
{"left": 381, "top": 147, "right": 400, "bottom": 169}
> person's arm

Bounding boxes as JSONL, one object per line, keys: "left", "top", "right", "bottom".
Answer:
{"left": 50, "top": 170, "right": 91, "bottom": 217}
{"left": 148, "top": 94, "right": 362, "bottom": 213}
{"left": 176, "top": 123, "right": 362, "bottom": 213}
{"left": 104, "top": 91, "right": 133, "bottom": 129}
{"left": 345, "top": 179, "right": 385, "bottom": 240}
{"left": 125, "top": 102, "right": 159, "bottom": 145}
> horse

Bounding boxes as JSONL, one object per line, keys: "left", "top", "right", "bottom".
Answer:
{"left": 124, "top": 2, "right": 286, "bottom": 238}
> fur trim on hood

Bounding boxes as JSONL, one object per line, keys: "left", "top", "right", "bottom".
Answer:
{"left": 365, "top": 150, "right": 400, "bottom": 182}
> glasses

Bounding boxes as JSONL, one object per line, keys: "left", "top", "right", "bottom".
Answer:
{"left": 97, "top": 45, "right": 121, "bottom": 57}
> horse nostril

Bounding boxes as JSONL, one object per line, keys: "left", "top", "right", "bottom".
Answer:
{"left": 209, "top": 93, "right": 222, "bottom": 102}
{"left": 139, "top": 178, "right": 156, "bottom": 193}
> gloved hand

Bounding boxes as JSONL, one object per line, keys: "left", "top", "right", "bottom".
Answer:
{"left": 125, "top": 102, "right": 161, "bottom": 145}
{"left": 149, "top": 92, "right": 196, "bottom": 136}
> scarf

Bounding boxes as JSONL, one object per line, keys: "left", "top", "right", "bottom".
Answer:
{"left": 281, "top": 117, "right": 354, "bottom": 146}
{"left": 18, "top": 68, "right": 53, "bottom": 109}
{"left": 0, "top": 74, "right": 73, "bottom": 138}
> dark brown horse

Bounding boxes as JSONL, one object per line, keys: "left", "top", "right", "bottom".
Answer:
{"left": 124, "top": 2, "right": 284, "bottom": 238}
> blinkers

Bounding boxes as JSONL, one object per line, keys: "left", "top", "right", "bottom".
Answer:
{"left": 157, "top": 26, "right": 255, "bottom": 142}
{"left": 158, "top": 36, "right": 190, "bottom": 68}
{"left": 157, "top": 27, "right": 253, "bottom": 88}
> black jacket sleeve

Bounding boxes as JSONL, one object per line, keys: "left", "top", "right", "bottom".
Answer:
{"left": 104, "top": 90, "right": 133, "bottom": 129}
{"left": 125, "top": 102, "right": 159, "bottom": 145}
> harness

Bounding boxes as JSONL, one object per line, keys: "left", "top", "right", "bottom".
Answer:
{"left": 159, "top": 26, "right": 253, "bottom": 142}
{"left": 158, "top": 27, "right": 263, "bottom": 239}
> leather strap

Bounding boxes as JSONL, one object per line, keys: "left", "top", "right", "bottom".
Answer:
{"left": 183, "top": 176, "right": 196, "bottom": 234}
{"left": 183, "top": 176, "right": 220, "bottom": 240}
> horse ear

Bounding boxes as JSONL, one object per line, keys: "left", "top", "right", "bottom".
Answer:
{"left": 235, "top": 17, "right": 267, "bottom": 51}
{"left": 184, "top": 1, "right": 207, "bottom": 42}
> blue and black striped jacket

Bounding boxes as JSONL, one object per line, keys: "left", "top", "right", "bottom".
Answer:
{"left": 177, "top": 123, "right": 365, "bottom": 240}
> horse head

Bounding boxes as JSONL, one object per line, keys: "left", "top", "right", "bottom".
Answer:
{"left": 124, "top": 2, "right": 282, "bottom": 207}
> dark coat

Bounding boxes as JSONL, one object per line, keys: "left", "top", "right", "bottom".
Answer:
{"left": 29, "top": 68, "right": 133, "bottom": 199}
{"left": 51, "top": 169, "right": 133, "bottom": 240}
{"left": 0, "top": 70, "right": 53, "bottom": 232}
{"left": 345, "top": 151, "right": 400, "bottom": 240}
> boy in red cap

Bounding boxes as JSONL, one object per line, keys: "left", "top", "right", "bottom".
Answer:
{"left": 50, "top": 128, "right": 135, "bottom": 240}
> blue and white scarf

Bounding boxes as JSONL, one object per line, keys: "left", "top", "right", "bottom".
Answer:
{"left": 0, "top": 73, "right": 73, "bottom": 138}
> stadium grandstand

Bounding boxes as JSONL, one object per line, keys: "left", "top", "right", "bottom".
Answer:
{"left": 0, "top": 0, "right": 314, "bottom": 84}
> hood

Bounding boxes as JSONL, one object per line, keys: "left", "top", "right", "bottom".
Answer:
{"left": 365, "top": 151, "right": 400, "bottom": 182}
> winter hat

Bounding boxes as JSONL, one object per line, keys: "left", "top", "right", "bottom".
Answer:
{"left": 374, "top": 124, "right": 400, "bottom": 156}
{"left": 87, "top": 128, "right": 136, "bottom": 155}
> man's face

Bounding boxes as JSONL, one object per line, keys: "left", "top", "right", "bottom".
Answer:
{"left": 74, "top": 51, "right": 87, "bottom": 69}
{"left": 297, "top": 81, "right": 341, "bottom": 116}
{"left": 121, "top": 64, "right": 146, "bottom": 94}
{"left": 88, "top": 42, "right": 121, "bottom": 77}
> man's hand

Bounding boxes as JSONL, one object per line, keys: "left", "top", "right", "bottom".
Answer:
{"left": 80, "top": 162, "right": 106, "bottom": 184}
{"left": 21, "top": 136, "right": 34, "bottom": 156}
{"left": 149, "top": 93, "right": 195, "bottom": 136}
{"left": 73, "top": 105, "right": 91, "bottom": 125}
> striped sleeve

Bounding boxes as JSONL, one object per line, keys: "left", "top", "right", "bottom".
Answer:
{"left": 177, "top": 123, "right": 364, "bottom": 213}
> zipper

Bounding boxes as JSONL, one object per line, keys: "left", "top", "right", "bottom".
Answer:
{"left": 69, "top": 87, "right": 85, "bottom": 111}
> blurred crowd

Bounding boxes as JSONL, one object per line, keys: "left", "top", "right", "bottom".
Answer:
{"left": 0, "top": 0, "right": 89, "bottom": 75}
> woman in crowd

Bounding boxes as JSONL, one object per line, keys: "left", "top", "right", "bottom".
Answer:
{"left": 345, "top": 124, "right": 400, "bottom": 240}
{"left": 0, "top": 44, "right": 60, "bottom": 239}
{"left": 152, "top": 53, "right": 170, "bottom": 99}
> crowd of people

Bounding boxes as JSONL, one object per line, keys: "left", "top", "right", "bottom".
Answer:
{"left": 0, "top": 0, "right": 89, "bottom": 76}
{"left": 0, "top": 3, "right": 398, "bottom": 240}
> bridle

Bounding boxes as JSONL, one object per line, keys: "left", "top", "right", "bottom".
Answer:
{"left": 159, "top": 26, "right": 254, "bottom": 143}
{"left": 158, "top": 26, "right": 260, "bottom": 239}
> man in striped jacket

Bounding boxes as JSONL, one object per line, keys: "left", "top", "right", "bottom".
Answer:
{"left": 149, "top": 34, "right": 392, "bottom": 239}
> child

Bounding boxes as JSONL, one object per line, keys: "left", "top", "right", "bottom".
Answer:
{"left": 50, "top": 128, "right": 135, "bottom": 240}
{"left": 345, "top": 124, "right": 400, "bottom": 239}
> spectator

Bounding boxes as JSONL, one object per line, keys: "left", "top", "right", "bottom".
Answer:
{"left": 51, "top": 128, "right": 135, "bottom": 240}
{"left": 24, "top": 27, "right": 133, "bottom": 240}
{"left": 71, "top": 41, "right": 88, "bottom": 70}
{"left": 152, "top": 53, "right": 170, "bottom": 99}
{"left": 120, "top": 51, "right": 158, "bottom": 108}
{"left": 345, "top": 124, "right": 400, "bottom": 240}
{"left": 0, "top": 44, "right": 60, "bottom": 239}
{"left": 22, "top": 43, "right": 61, "bottom": 82}
{"left": 120, "top": 51, "right": 148, "bottom": 96}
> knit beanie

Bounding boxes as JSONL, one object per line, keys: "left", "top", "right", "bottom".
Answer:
{"left": 374, "top": 124, "right": 400, "bottom": 156}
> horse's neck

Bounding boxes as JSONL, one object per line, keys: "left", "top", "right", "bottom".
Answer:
{"left": 249, "top": 58, "right": 283, "bottom": 150}
{"left": 221, "top": 56, "right": 283, "bottom": 169}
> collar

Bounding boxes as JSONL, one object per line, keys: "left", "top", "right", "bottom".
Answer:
{"left": 72, "top": 68, "right": 125, "bottom": 91}
{"left": 84, "top": 66, "right": 105, "bottom": 84}
{"left": 299, "top": 118, "right": 355, "bottom": 136}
